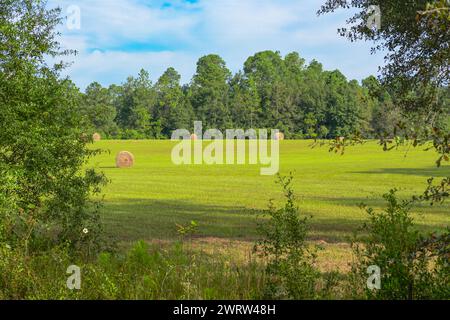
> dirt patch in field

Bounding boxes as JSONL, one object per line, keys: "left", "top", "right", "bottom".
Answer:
{"left": 143, "top": 237, "right": 353, "bottom": 273}
{"left": 313, "top": 241, "right": 352, "bottom": 273}
{"left": 115, "top": 236, "right": 353, "bottom": 274}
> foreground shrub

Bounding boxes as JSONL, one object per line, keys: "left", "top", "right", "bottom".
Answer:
{"left": 255, "top": 174, "right": 322, "bottom": 299}
{"left": 0, "top": 0, "right": 107, "bottom": 254}
{"left": 352, "top": 190, "right": 449, "bottom": 300}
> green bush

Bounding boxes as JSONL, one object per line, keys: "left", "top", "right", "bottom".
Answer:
{"left": 0, "top": 0, "right": 107, "bottom": 255}
{"left": 255, "top": 174, "right": 321, "bottom": 299}
{"left": 352, "top": 190, "right": 449, "bottom": 300}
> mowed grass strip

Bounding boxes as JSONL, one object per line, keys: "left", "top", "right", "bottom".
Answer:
{"left": 89, "top": 140, "right": 449, "bottom": 245}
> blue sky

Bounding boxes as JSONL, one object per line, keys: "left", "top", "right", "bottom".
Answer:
{"left": 48, "top": 0, "right": 385, "bottom": 90}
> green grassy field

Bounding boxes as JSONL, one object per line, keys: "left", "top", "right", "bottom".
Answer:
{"left": 90, "top": 140, "right": 449, "bottom": 250}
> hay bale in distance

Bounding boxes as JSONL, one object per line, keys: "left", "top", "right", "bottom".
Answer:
{"left": 191, "top": 133, "right": 198, "bottom": 141}
{"left": 92, "top": 133, "right": 101, "bottom": 142}
{"left": 116, "top": 151, "right": 135, "bottom": 168}
{"left": 274, "top": 132, "right": 285, "bottom": 141}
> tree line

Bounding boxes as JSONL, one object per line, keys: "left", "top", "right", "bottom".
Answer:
{"left": 79, "top": 51, "right": 405, "bottom": 140}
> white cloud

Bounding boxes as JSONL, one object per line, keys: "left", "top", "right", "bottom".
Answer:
{"left": 48, "top": 0, "right": 384, "bottom": 90}
{"left": 200, "top": 0, "right": 302, "bottom": 41}
{"left": 52, "top": 0, "right": 199, "bottom": 46}
{"left": 61, "top": 50, "right": 198, "bottom": 89}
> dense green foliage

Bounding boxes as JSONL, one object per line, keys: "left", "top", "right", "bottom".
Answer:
{"left": 0, "top": 0, "right": 106, "bottom": 253}
{"left": 255, "top": 174, "right": 321, "bottom": 299}
{"left": 352, "top": 190, "right": 449, "bottom": 300}
{"left": 80, "top": 52, "right": 399, "bottom": 140}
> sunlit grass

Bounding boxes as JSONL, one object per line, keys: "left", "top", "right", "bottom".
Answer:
{"left": 89, "top": 140, "right": 449, "bottom": 246}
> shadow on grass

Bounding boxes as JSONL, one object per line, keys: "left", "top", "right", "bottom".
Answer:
{"left": 352, "top": 166, "right": 450, "bottom": 177}
{"left": 313, "top": 194, "right": 449, "bottom": 214}
{"left": 100, "top": 198, "right": 262, "bottom": 242}
{"left": 99, "top": 198, "right": 397, "bottom": 244}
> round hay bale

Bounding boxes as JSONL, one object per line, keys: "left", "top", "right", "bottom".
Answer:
{"left": 274, "top": 132, "right": 285, "bottom": 141}
{"left": 92, "top": 133, "right": 101, "bottom": 142}
{"left": 116, "top": 151, "right": 135, "bottom": 168}
{"left": 191, "top": 133, "right": 198, "bottom": 141}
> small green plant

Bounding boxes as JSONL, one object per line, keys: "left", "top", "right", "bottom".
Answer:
{"left": 176, "top": 221, "right": 199, "bottom": 239}
{"left": 255, "top": 173, "right": 320, "bottom": 299}
{"left": 352, "top": 189, "right": 449, "bottom": 300}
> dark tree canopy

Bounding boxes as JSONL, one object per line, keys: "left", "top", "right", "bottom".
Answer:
{"left": 81, "top": 51, "right": 401, "bottom": 140}
{"left": 318, "top": 1, "right": 449, "bottom": 108}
